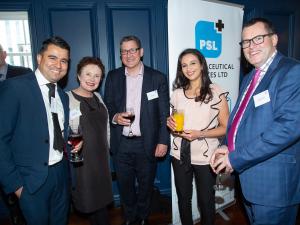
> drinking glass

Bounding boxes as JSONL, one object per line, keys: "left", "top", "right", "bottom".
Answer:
{"left": 172, "top": 109, "right": 184, "bottom": 134}
{"left": 68, "top": 123, "right": 83, "bottom": 163}
{"left": 125, "top": 107, "right": 135, "bottom": 137}
{"left": 213, "top": 153, "right": 226, "bottom": 191}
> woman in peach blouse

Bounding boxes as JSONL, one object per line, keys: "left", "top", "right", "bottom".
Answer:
{"left": 167, "top": 48, "right": 229, "bottom": 225}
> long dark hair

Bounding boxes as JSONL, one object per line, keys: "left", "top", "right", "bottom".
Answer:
{"left": 173, "top": 48, "right": 212, "bottom": 103}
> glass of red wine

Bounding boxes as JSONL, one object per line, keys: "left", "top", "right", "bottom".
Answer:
{"left": 125, "top": 107, "right": 135, "bottom": 137}
{"left": 68, "top": 123, "right": 83, "bottom": 163}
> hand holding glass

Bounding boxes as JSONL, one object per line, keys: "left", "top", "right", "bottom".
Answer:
{"left": 68, "top": 124, "right": 83, "bottom": 163}
{"left": 213, "top": 153, "right": 226, "bottom": 191}
{"left": 125, "top": 107, "right": 135, "bottom": 137}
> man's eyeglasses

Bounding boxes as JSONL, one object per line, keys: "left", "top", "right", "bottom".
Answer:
{"left": 239, "top": 33, "right": 274, "bottom": 49}
{"left": 120, "top": 48, "right": 140, "bottom": 55}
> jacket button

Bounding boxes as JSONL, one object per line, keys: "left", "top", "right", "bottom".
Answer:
{"left": 45, "top": 139, "right": 49, "bottom": 143}
{"left": 44, "top": 162, "right": 48, "bottom": 166}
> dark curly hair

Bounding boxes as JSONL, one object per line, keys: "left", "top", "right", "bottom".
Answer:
{"left": 173, "top": 48, "right": 212, "bottom": 103}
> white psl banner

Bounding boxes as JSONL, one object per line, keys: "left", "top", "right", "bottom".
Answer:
{"left": 168, "top": 0, "right": 244, "bottom": 224}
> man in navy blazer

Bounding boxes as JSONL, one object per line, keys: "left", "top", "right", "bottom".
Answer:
{"left": 211, "top": 18, "right": 300, "bottom": 225}
{"left": 104, "top": 35, "right": 169, "bottom": 225}
{"left": 0, "top": 37, "right": 72, "bottom": 225}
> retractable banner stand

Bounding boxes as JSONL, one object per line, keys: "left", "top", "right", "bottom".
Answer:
{"left": 168, "top": 0, "right": 244, "bottom": 224}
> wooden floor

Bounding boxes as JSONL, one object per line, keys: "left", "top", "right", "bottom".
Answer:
{"left": 68, "top": 200, "right": 300, "bottom": 225}
{"left": 1, "top": 195, "right": 300, "bottom": 225}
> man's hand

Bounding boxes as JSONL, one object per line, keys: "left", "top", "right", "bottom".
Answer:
{"left": 155, "top": 144, "right": 168, "bottom": 157}
{"left": 210, "top": 145, "right": 234, "bottom": 174}
{"left": 15, "top": 187, "right": 23, "bottom": 199}
{"left": 113, "top": 112, "right": 131, "bottom": 126}
{"left": 71, "top": 140, "right": 83, "bottom": 153}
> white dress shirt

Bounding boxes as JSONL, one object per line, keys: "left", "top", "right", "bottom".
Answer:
{"left": 35, "top": 69, "right": 65, "bottom": 165}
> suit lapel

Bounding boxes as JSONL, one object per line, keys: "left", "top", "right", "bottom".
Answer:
{"left": 120, "top": 68, "right": 126, "bottom": 111}
{"left": 238, "top": 53, "right": 282, "bottom": 126}
{"left": 6, "top": 65, "right": 12, "bottom": 79}
{"left": 29, "top": 74, "right": 49, "bottom": 128}
{"left": 140, "top": 67, "right": 152, "bottom": 118}
{"left": 57, "top": 87, "right": 69, "bottom": 139}
{"left": 228, "top": 72, "right": 253, "bottom": 130}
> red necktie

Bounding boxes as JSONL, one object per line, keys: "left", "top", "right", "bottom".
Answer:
{"left": 227, "top": 69, "right": 261, "bottom": 152}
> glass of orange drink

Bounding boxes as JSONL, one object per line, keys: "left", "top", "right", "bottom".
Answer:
{"left": 173, "top": 109, "right": 184, "bottom": 133}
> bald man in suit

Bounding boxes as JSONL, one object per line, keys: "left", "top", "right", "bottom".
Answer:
{"left": 0, "top": 44, "right": 32, "bottom": 82}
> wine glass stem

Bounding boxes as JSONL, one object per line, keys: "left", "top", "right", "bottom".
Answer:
{"left": 217, "top": 173, "right": 222, "bottom": 185}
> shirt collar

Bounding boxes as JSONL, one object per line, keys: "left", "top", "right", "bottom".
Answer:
{"left": 258, "top": 50, "right": 277, "bottom": 73}
{"left": 125, "top": 62, "right": 144, "bottom": 77}
{"left": 0, "top": 63, "right": 8, "bottom": 78}
{"left": 35, "top": 68, "right": 57, "bottom": 87}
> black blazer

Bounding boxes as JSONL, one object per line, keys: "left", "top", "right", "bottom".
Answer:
{"left": 6, "top": 64, "right": 32, "bottom": 79}
{"left": 104, "top": 65, "right": 170, "bottom": 159}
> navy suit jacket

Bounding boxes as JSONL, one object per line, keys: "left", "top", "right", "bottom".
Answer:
{"left": 6, "top": 64, "right": 32, "bottom": 79}
{"left": 228, "top": 52, "right": 300, "bottom": 207}
{"left": 0, "top": 73, "right": 69, "bottom": 194}
{"left": 104, "top": 65, "right": 170, "bottom": 159}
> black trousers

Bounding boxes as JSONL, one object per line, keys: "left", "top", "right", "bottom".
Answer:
{"left": 88, "top": 207, "right": 110, "bottom": 225}
{"left": 172, "top": 157, "right": 216, "bottom": 225}
{"left": 113, "top": 136, "right": 157, "bottom": 222}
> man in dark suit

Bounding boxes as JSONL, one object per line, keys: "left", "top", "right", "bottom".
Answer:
{"left": 0, "top": 44, "right": 32, "bottom": 81}
{"left": 0, "top": 43, "right": 32, "bottom": 225}
{"left": 0, "top": 36, "right": 73, "bottom": 225}
{"left": 104, "top": 35, "right": 169, "bottom": 225}
{"left": 211, "top": 18, "right": 300, "bottom": 225}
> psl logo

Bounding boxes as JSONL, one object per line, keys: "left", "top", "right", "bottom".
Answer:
{"left": 195, "top": 20, "right": 224, "bottom": 58}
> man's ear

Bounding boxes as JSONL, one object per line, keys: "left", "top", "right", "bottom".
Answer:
{"left": 37, "top": 54, "right": 41, "bottom": 65}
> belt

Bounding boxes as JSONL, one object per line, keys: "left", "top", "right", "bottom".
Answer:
{"left": 122, "top": 135, "right": 142, "bottom": 139}
{"left": 48, "top": 159, "right": 63, "bottom": 167}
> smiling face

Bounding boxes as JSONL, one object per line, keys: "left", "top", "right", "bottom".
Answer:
{"left": 37, "top": 44, "right": 69, "bottom": 83}
{"left": 78, "top": 64, "right": 102, "bottom": 93}
{"left": 180, "top": 53, "right": 203, "bottom": 83}
{"left": 242, "top": 22, "right": 278, "bottom": 68}
{"left": 120, "top": 40, "right": 143, "bottom": 73}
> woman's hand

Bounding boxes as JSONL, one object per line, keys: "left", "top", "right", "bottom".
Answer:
{"left": 181, "top": 130, "right": 203, "bottom": 141}
{"left": 167, "top": 115, "right": 177, "bottom": 132}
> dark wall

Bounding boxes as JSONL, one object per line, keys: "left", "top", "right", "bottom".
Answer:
{"left": 225, "top": 0, "right": 300, "bottom": 73}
